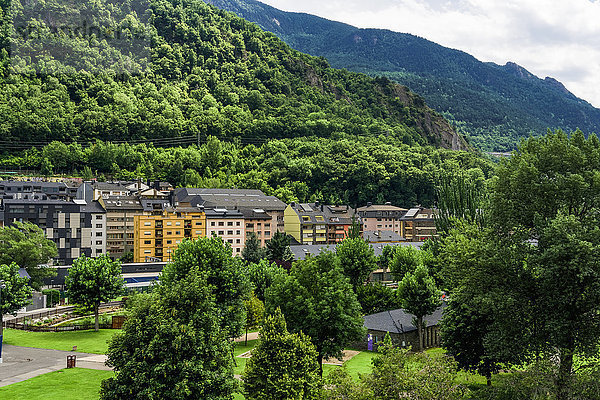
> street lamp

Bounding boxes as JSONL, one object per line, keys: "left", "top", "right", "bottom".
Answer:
{"left": 0, "top": 279, "right": 6, "bottom": 364}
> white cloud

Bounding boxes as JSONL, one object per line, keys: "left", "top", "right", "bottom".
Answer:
{"left": 261, "top": 0, "right": 600, "bottom": 107}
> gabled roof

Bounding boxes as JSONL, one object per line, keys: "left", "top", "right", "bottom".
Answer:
{"left": 363, "top": 304, "right": 446, "bottom": 333}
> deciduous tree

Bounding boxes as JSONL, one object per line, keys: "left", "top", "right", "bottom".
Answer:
{"left": 336, "top": 237, "right": 377, "bottom": 288}
{"left": 397, "top": 265, "right": 441, "bottom": 351}
{"left": 266, "top": 252, "right": 364, "bottom": 375}
{"left": 243, "top": 308, "right": 320, "bottom": 400}
{"left": 65, "top": 255, "right": 124, "bottom": 331}
{"left": 101, "top": 274, "right": 235, "bottom": 399}
{"left": 0, "top": 222, "right": 57, "bottom": 289}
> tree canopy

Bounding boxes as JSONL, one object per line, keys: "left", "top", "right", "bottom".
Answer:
{"left": 265, "top": 251, "right": 364, "bottom": 375}
{"left": 65, "top": 255, "right": 124, "bottom": 331}
{"left": 243, "top": 308, "right": 320, "bottom": 400}
{"left": 0, "top": 222, "right": 57, "bottom": 289}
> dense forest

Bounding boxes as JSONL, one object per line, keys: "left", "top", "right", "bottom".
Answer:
{"left": 0, "top": 0, "right": 465, "bottom": 151}
{"left": 205, "top": 0, "right": 600, "bottom": 151}
{"left": 0, "top": 136, "right": 494, "bottom": 207}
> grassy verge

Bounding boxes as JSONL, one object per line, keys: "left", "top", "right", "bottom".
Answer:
{"left": 0, "top": 368, "right": 113, "bottom": 400}
{"left": 3, "top": 328, "right": 119, "bottom": 354}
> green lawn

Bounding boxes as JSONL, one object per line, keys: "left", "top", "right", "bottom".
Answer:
{"left": 3, "top": 329, "right": 119, "bottom": 354}
{"left": 0, "top": 368, "right": 113, "bottom": 400}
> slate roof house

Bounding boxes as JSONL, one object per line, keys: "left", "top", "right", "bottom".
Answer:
{"left": 360, "top": 304, "right": 446, "bottom": 350}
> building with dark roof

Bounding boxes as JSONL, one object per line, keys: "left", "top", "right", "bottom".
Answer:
{"left": 0, "top": 197, "right": 105, "bottom": 264}
{"left": 284, "top": 202, "right": 354, "bottom": 245}
{"left": 361, "top": 304, "right": 446, "bottom": 350}
{"left": 98, "top": 196, "right": 143, "bottom": 260}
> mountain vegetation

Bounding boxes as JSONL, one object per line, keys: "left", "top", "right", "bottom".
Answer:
{"left": 205, "top": 0, "right": 600, "bottom": 151}
{"left": 0, "top": 0, "right": 465, "bottom": 151}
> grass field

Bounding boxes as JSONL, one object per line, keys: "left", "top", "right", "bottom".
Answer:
{"left": 0, "top": 368, "right": 113, "bottom": 400}
{"left": 3, "top": 328, "right": 119, "bottom": 354}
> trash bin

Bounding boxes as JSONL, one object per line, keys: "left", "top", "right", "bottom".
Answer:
{"left": 67, "top": 355, "right": 76, "bottom": 368}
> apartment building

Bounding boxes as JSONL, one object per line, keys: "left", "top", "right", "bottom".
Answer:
{"left": 99, "top": 196, "right": 143, "bottom": 260}
{"left": 284, "top": 202, "right": 354, "bottom": 245}
{"left": 0, "top": 181, "right": 78, "bottom": 201}
{"left": 133, "top": 208, "right": 206, "bottom": 262}
{"left": 240, "top": 208, "right": 273, "bottom": 247}
{"left": 205, "top": 208, "right": 245, "bottom": 255}
{"left": 172, "top": 188, "right": 286, "bottom": 232}
{"left": 0, "top": 196, "right": 105, "bottom": 264}
{"left": 402, "top": 207, "right": 437, "bottom": 242}
{"left": 357, "top": 203, "right": 407, "bottom": 237}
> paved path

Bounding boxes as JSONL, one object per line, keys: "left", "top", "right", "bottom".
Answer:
{"left": 234, "top": 331, "right": 259, "bottom": 342}
{"left": 0, "top": 345, "right": 110, "bottom": 387}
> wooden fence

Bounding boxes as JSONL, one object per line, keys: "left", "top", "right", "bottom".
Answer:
{"left": 3, "top": 300, "right": 125, "bottom": 331}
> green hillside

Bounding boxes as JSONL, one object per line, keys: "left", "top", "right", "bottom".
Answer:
{"left": 205, "top": 0, "right": 600, "bottom": 151}
{"left": 0, "top": 0, "right": 465, "bottom": 151}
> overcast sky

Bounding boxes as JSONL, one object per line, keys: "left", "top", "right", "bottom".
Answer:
{"left": 260, "top": 0, "right": 600, "bottom": 108}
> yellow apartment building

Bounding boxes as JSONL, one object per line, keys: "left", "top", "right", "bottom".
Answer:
{"left": 133, "top": 208, "right": 206, "bottom": 262}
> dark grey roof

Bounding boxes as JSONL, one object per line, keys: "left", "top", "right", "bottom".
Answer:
{"left": 290, "top": 242, "right": 423, "bottom": 260}
{"left": 2, "top": 197, "right": 71, "bottom": 205}
{"left": 363, "top": 303, "right": 446, "bottom": 333}
{"left": 288, "top": 202, "right": 353, "bottom": 224}
{"left": 205, "top": 208, "right": 244, "bottom": 218}
{"left": 239, "top": 208, "right": 272, "bottom": 219}
{"left": 175, "top": 188, "right": 286, "bottom": 211}
{"left": 93, "top": 182, "right": 132, "bottom": 191}
{"left": 363, "top": 231, "right": 406, "bottom": 242}
{"left": 102, "top": 196, "right": 143, "bottom": 211}
{"left": 79, "top": 200, "right": 105, "bottom": 214}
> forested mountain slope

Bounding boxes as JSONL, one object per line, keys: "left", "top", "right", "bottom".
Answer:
{"left": 0, "top": 0, "right": 465, "bottom": 150}
{"left": 205, "top": 0, "right": 600, "bottom": 151}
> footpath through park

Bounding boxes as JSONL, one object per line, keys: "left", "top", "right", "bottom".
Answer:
{"left": 0, "top": 345, "right": 110, "bottom": 387}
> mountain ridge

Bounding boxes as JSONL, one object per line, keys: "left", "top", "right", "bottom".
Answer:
{"left": 204, "top": 0, "right": 600, "bottom": 151}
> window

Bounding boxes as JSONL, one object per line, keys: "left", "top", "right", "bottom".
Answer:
{"left": 218, "top": 221, "right": 224, "bottom": 227}
{"left": 167, "top": 231, "right": 172, "bottom": 235}
{"left": 315, "top": 216, "right": 324, "bottom": 222}
{"left": 227, "top": 239, "right": 233, "bottom": 244}
{"left": 175, "top": 222, "right": 181, "bottom": 226}
{"left": 167, "top": 222, "right": 172, "bottom": 226}
{"left": 96, "top": 224, "right": 103, "bottom": 228}
{"left": 227, "top": 230, "right": 233, "bottom": 235}
{"left": 264, "top": 223, "right": 270, "bottom": 228}
{"left": 167, "top": 240, "right": 172, "bottom": 244}
{"left": 96, "top": 232, "right": 102, "bottom": 237}
{"left": 144, "top": 231, "right": 151, "bottom": 235}
{"left": 265, "top": 231, "right": 271, "bottom": 236}
{"left": 96, "top": 240, "right": 103, "bottom": 245}
{"left": 144, "top": 250, "right": 151, "bottom": 254}
{"left": 236, "top": 239, "right": 241, "bottom": 244}
{"left": 236, "top": 221, "right": 241, "bottom": 226}
{"left": 211, "top": 222, "right": 215, "bottom": 226}
{"left": 144, "top": 222, "right": 151, "bottom": 226}
{"left": 95, "top": 215, "right": 103, "bottom": 220}
{"left": 236, "top": 230, "right": 241, "bottom": 235}
{"left": 227, "top": 221, "right": 233, "bottom": 226}
{"left": 257, "top": 223, "right": 261, "bottom": 228}
{"left": 218, "top": 230, "right": 224, "bottom": 235}
{"left": 195, "top": 222, "right": 202, "bottom": 226}
{"left": 246, "top": 223, "right": 254, "bottom": 229}
{"left": 175, "top": 231, "right": 181, "bottom": 235}
{"left": 144, "top": 240, "right": 151, "bottom": 244}
{"left": 236, "top": 248, "right": 240, "bottom": 253}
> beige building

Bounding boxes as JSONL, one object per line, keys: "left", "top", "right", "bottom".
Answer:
{"left": 99, "top": 196, "right": 143, "bottom": 260}
{"left": 357, "top": 203, "right": 407, "bottom": 237}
